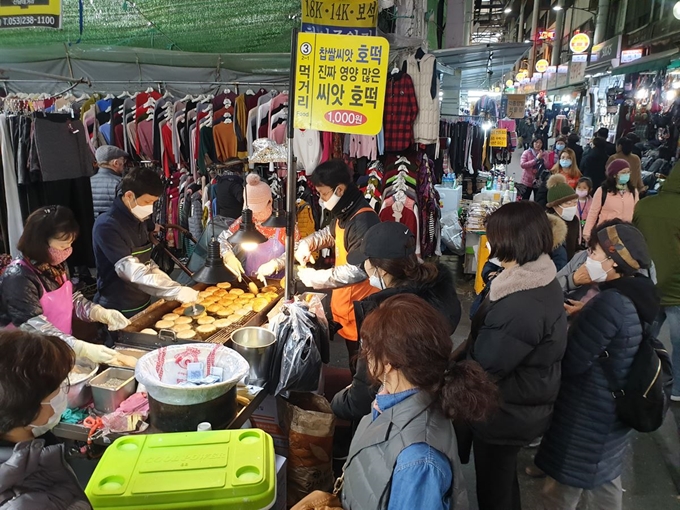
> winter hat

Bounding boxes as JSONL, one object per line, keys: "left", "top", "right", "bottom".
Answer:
{"left": 546, "top": 174, "right": 577, "bottom": 208}
{"left": 597, "top": 224, "right": 651, "bottom": 276}
{"left": 244, "top": 173, "right": 272, "bottom": 213}
{"left": 606, "top": 159, "right": 630, "bottom": 178}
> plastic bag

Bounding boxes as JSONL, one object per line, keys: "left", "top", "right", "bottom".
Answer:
{"left": 135, "top": 344, "right": 249, "bottom": 406}
{"left": 441, "top": 211, "right": 464, "bottom": 255}
{"left": 251, "top": 138, "right": 288, "bottom": 163}
{"left": 269, "top": 302, "right": 324, "bottom": 397}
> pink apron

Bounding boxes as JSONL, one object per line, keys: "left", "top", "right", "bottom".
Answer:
{"left": 16, "top": 259, "right": 74, "bottom": 334}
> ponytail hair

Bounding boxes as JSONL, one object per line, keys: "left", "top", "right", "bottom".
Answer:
{"left": 369, "top": 237, "right": 439, "bottom": 286}
{"left": 360, "top": 294, "right": 498, "bottom": 422}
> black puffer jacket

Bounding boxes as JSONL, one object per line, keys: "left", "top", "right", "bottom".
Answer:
{"left": 330, "top": 263, "right": 462, "bottom": 421}
{"left": 469, "top": 254, "right": 568, "bottom": 445}
{"left": 0, "top": 259, "right": 69, "bottom": 327}
{"left": 535, "top": 275, "right": 659, "bottom": 489}
{"left": 215, "top": 173, "right": 244, "bottom": 220}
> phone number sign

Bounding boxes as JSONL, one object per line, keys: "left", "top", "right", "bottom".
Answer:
{"left": 0, "top": 0, "right": 61, "bottom": 29}
{"left": 294, "top": 33, "right": 388, "bottom": 135}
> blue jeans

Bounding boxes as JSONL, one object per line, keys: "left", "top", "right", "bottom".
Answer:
{"left": 651, "top": 306, "right": 680, "bottom": 396}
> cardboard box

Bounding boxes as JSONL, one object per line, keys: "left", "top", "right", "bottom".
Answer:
{"left": 275, "top": 455, "right": 287, "bottom": 510}
{"left": 250, "top": 394, "right": 289, "bottom": 457}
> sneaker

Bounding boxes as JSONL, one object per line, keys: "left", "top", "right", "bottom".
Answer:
{"left": 671, "top": 395, "right": 680, "bottom": 402}
{"left": 525, "top": 465, "right": 546, "bottom": 478}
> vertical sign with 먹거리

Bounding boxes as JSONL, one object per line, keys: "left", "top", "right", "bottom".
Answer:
{"left": 302, "top": 0, "right": 378, "bottom": 35}
{"left": 294, "top": 32, "right": 388, "bottom": 135}
{"left": 0, "top": 0, "right": 61, "bottom": 29}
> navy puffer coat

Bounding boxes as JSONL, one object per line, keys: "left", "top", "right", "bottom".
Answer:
{"left": 535, "top": 275, "right": 660, "bottom": 489}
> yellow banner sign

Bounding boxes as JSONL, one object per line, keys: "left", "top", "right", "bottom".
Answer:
{"left": 0, "top": 0, "right": 61, "bottom": 29}
{"left": 294, "top": 32, "right": 388, "bottom": 135}
{"left": 302, "top": 0, "right": 378, "bottom": 32}
{"left": 489, "top": 129, "right": 508, "bottom": 147}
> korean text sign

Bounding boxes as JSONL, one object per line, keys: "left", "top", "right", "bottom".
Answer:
{"left": 506, "top": 95, "right": 526, "bottom": 119}
{"left": 294, "top": 32, "right": 388, "bottom": 135}
{"left": 0, "top": 0, "right": 61, "bottom": 29}
{"left": 489, "top": 129, "right": 508, "bottom": 147}
{"left": 302, "top": 0, "right": 378, "bottom": 35}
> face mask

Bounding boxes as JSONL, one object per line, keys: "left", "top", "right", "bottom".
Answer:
{"left": 129, "top": 195, "right": 154, "bottom": 220}
{"left": 28, "top": 387, "right": 67, "bottom": 437}
{"left": 576, "top": 189, "right": 589, "bottom": 198}
{"left": 560, "top": 206, "right": 577, "bottom": 222}
{"left": 555, "top": 144, "right": 566, "bottom": 151}
{"left": 559, "top": 159, "right": 572, "bottom": 168}
{"left": 47, "top": 246, "right": 72, "bottom": 265}
{"left": 323, "top": 188, "right": 341, "bottom": 211}
{"left": 618, "top": 173, "right": 631, "bottom": 185}
{"left": 585, "top": 256, "right": 611, "bottom": 283}
{"left": 369, "top": 268, "right": 385, "bottom": 290}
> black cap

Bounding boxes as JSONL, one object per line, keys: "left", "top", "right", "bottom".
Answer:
{"left": 347, "top": 222, "right": 416, "bottom": 265}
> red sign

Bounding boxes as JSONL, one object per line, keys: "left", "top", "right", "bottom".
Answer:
{"left": 538, "top": 30, "right": 555, "bottom": 41}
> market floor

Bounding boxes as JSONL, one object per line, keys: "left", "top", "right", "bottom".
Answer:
{"left": 328, "top": 256, "right": 680, "bottom": 509}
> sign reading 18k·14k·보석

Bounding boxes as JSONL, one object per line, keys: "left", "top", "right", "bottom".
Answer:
{"left": 294, "top": 32, "right": 388, "bottom": 135}
{"left": 0, "top": 0, "right": 61, "bottom": 29}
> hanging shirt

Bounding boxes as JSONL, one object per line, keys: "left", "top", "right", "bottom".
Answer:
{"left": 384, "top": 72, "right": 419, "bottom": 152}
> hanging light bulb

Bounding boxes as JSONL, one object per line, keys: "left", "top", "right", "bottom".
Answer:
{"left": 229, "top": 208, "right": 268, "bottom": 250}
{"left": 666, "top": 89, "right": 677, "bottom": 101}
{"left": 674, "top": 1, "right": 680, "bottom": 20}
{"left": 635, "top": 88, "right": 649, "bottom": 100}
{"left": 262, "top": 198, "right": 288, "bottom": 228}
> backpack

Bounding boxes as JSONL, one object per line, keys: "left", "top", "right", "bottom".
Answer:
{"left": 599, "top": 323, "right": 673, "bottom": 432}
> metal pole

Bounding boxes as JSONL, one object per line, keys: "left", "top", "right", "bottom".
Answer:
{"left": 528, "top": 0, "right": 540, "bottom": 77}
{"left": 593, "top": 0, "right": 610, "bottom": 46}
{"left": 284, "top": 27, "right": 299, "bottom": 302}
{"left": 517, "top": 0, "right": 527, "bottom": 42}
{"left": 615, "top": 0, "right": 628, "bottom": 35}
{"left": 552, "top": 0, "right": 565, "bottom": 66}
{"left": 463, "top": 0, "right": 473, "bottom": 46}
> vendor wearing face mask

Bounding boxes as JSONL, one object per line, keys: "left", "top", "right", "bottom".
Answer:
{"left": 0, "top": 329, "right": 92, "bottom": 510}
{"left": 93, "top": 167, "right": 199, "bottom": 318}
{"left": 219, "top": 173, "right": 300, "bottom": 283}
{"left": 546, "top": 175, "right": 580, "bottom": 265}
{"left": 0, "top": 206, "right": 126, "bottom": 364}
{"left": 295, "top": 160, "right": 380, "bottom": 373}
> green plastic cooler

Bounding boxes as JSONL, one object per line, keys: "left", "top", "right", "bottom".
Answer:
{"left": 86, "top": 429, "right": 276, "bottom": 510}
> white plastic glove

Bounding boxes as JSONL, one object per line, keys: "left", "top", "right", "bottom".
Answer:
{"left": 297, "top": 267, "right": 333, "bottom": 289}
{"left": 72, "top": 340, "right": 117, "bottom": 364}
{"left": 223, "top": 252, "right": 244, "bottom": 282}
{"left": 256, "top": 260, "right": 279, "bottom": 284}
{"left": 175, "top": 286, "right": 200, "bottom": 304}
{"left": 295, "top": 241, "right": 315, "bottom": 267}
{"left": 89, "top": 305, "right": 131, "bottom": 331}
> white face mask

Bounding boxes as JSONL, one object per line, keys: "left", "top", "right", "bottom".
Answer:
{"left": 322, "top": 188, "right": 341, "bottom": 211}
{"left": 28, "top": 387, "right": 68, "bottom": 437}
{"left": 560, "top": 206, "right": 577, "bottom": 222}
{"left": 129, "top": 195, "right": 154, "bottom": 220}
{"left": 369, "top": 268, "right": 385, "bottom": 290}
{"left": 585, "top": 256, "right": 611, "bottom": 283}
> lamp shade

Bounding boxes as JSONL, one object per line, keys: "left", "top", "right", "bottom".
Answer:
{"left": 193, "top": 239, "right": 235, "bottom": 285}
{"left": 262, "top": 198, "right": 288, "bottom": 228}
{"left": 229, "top": 209, "right": 268, "bottom": 248}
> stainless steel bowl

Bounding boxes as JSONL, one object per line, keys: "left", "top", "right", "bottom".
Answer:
{"left": 230, "top": 327, "right": 276, "bottom": 387}
{"left": 67, "top": 358, "right": 99, "bottom": 409}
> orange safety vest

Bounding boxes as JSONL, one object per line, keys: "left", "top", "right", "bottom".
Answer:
{"left": 330, "top": 207, "right": 379, "bottom": 341}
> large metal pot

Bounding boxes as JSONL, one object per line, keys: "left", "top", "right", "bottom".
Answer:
{"left": 67, "top": 358, "right": 99, "bottom": 409}
{"left": 230, "top": 327, "right": 276, "bottom": 387}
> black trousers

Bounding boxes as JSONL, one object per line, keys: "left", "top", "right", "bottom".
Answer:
{"left": 473, "top": 438, "right": 522, "bottom": 510}
{"left": 344, "top": 337, "right": 360, "bottom": 376}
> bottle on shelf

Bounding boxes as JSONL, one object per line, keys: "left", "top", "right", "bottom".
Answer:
{"left": 508, "top": 176, "right": 515, "bottom": 191}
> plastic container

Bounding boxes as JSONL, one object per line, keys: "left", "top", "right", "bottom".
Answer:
{"left": 86, "top": 429, "right": 276, "bottom": 510}
{"left": 135, "top": 344, "right": 249, "bottom": 406}
{"left": 231, "top": 327, "right": 276, "bottom": 387}
{"left": 90, "top": 368, "right": 136, "bottom": 413}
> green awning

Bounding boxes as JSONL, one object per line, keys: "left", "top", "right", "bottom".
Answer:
{"left": 611, "top": 49, "right": 679, "bottom": 76}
